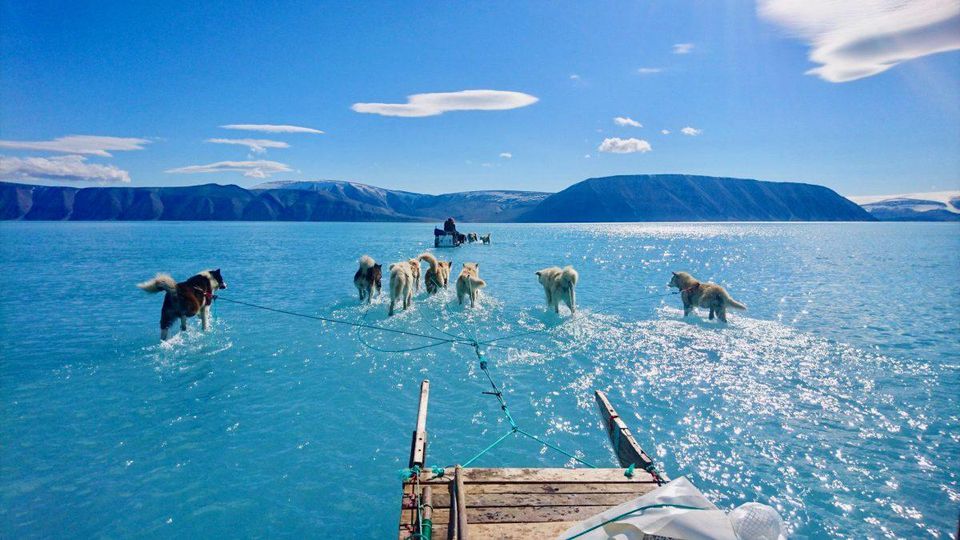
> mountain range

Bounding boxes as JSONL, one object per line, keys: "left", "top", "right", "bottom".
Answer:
{"left": 849, "top": 191, "right": 960, "bottom": 221}
{"left": 0, "top": 174, "right": 879, "bottom": 222}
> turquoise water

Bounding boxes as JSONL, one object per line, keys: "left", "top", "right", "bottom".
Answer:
{"left": 1, "top": 222, "right": 958, "bottom": 538}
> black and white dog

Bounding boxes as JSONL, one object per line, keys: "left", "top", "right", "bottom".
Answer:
{"left": 138, "top": 269, "right": 227, "bottom": 340}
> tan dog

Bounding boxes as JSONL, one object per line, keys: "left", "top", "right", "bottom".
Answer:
{"left": 668, "top": 271, "right": 746, "bottom": 322}
{"left": 418, "top": 252, "right": 452, "bottom": 294}
{"left": 456, "top": 262, "right": 486, "bottom": 307}
{"left": 388, "top": 262, "right": 415, "bottom": 316}
{"left": 535, "top": 266, "right": 578, "bottom": 314}
{"left": 407, "top": 258, "right": 422, "bottom": 292}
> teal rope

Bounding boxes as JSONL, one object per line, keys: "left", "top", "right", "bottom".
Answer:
{"left": 564, "top": 503, "right": 707, "bottom": 539}
{"left": 460, "top": 429, "right": 516, "bottom": 468}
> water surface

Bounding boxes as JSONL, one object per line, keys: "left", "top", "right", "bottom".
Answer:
{"left": 1, "top": 222, "right": 958, "bottom": 538}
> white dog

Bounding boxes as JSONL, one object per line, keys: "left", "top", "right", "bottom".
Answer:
{"left": 536, "top": 266, "right": 578, "bottom": 314}
{"left": 388, "top": 262, "right": 414, "bottom": 316}
{"left": 456, "top": 262, "right": 486, "bottom": 307}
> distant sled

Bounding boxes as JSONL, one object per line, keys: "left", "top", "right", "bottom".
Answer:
{"left": 434, "top": 227, "right": 464, "bottom": 248}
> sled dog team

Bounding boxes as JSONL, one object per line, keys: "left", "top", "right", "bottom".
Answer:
{"left": 139, "top": 265, "right": 745, "bottom": 340}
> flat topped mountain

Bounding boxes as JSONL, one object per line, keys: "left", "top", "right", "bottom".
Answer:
{"left": 517, "top": 174, "right": 875, "bottom": 222}
{"left": 0, "top": 174, "right": 876, "bottom": 222}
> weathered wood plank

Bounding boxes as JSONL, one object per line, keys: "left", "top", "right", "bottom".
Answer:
{"left": 415, "top": 467, "right": 658, "bottom": 484}
{"left": 428, "top": 490, "right": 649, "bottom": 509}
{"left": 595, "top": 391, "right": 668, "bottom": 482}
{"left": 402, "top": 504, "right": 615, "bottom": 525}
{"left": 430, "top": 521, "right": 581, "bottom": 540}
{"left": 406, "top": 481, "right": 647, "bottom": 495}
{"left": 453, "top": 465, "right": 469, "bottom": 539}
{"left": 409, "top": 379, "right": 430, "bottom": 469}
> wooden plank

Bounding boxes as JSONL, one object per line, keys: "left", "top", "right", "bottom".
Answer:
{"left": 409, "top": 379, "right": 430, "bottom": 469}
{"left": 403, "top": 504, "right": 615, "bottom": 525}
{"left": 416, "top": 467, "right": 658, "bottom": 484}
{"left": 454, "top": 465, "right": 469, "bottom": 539}
{"left": 595, "top": 391, "right": 668, "bottom": 482}
{"left": 408, "top": 481, "right": 646, "bottom": 495}
{"left": 428, "top": 490, "right": 649, "bottom": 509}
{"left": 431, "top": 521, "right": 581, "bottom": 539}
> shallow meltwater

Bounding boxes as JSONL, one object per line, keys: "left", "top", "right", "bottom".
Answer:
{"left": 1, "top": 221, "right": 957, "bottom": 538}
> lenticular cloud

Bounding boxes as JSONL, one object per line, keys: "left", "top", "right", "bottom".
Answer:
{"left": 352, "top": 90, "right": 539, "bottom": 117}
{"left": 758, "top": 0, "right": 960, "bottom": 82}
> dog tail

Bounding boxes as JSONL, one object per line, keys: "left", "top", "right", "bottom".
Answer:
{"left": 138, "top": 273, "right": 177, "bottom": 294}
{"left": 358, "top": 255, "right": 376, "bottom": 270}
{"left": 470, "top": 276, "right": 486, "bottom": 289}
{"left": 560, "top": 266, "right": 579, "bottom": 287}
{"left": 723, "top": 291, "right": 747, "bottom": 311}
{"left": 417, "top": 252, "right": 439, "bottom": 271}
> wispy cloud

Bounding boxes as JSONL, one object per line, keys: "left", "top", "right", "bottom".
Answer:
{"left": 661, "top": 129, "right": 671, "bottom": 135}
{"left": 166, "top": 160, "right": 292, "bottom": 179}
{"left": 614, "top": 116, "right": 643, "bottom": 127}
{"left": 205, "top": 138, "right": 290, "bottom": 154}
{"left": 758, "top": 0, "right": 960, "bottom": 82}
{"left": 499, "top": 152, "right": 512, "bottom": 159}
{"left": 0, "top": 135, "right": 150, "bottom": 157}
{"left": 598, "top": 137, "right": 652, "bottom": 154}
{"left": 569, "top": 74, "right": 581, "bottom": 80}
{"left": 0, "top": 154, "right": 131, "bottom": 183}
{"left": 351, "top": 90, "right": 538, "bottom": 117}
{"left": 680, "top": 126, "right": 702, "bottom": 136}
{"left": 220, "top": 124, "right": 324, "bottom": 134}
{"left": 637, "top": 67, "right": 663, "bottom": 74}
{"left": 673, "top": 43, "right": 694, "bottom": 54}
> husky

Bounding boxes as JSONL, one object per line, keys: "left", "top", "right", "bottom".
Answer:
{"left": 668, "top": 271, "right": 746, "bottom": 322}
{"left": 138, "top": 269, "right": 227, "bottom": 340}
{"left": 418, "top": 252, "right": 452, "bottom": 294}
{"left": 388, "top": 262, "right": 415, "bottom": 316}
{"left": 354, "top": 255, "right": 382, "bottom": 303}
{"left": 407, "top": 258, "right": 422, "bottom": 292}
{"left": 480, "top": 234, "right": 491, "bottom": 244}
{"left": 535, "top": 266, "right": 578, "bottom": 314}
{"left": 467, "top": 232, "right": 479, "bottom": 243}
{"left": 456, "top": 262, "right": 486, "bottom": 307}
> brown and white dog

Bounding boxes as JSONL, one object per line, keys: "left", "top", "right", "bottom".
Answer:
{"left": 480, "top": 234, "right": 491, "bottom": 244}
{"left": 388, "top": 261, "right": 415, "bottom": 316}
{"left": 456, "top": 262, "right": 486, "bottom": 307}
{"left": 354, "top": 255, "right": 382, "bottom": 303}
{"left": 418, "top": 252, "right": 452, "bottom": 294}
{"left": 535, "top": 266, "right": 578, "bottom": 314}
{"left": 668, "top": 271, "right": 746, "bottom": 322}
{"left": 467, "top": 232, "right": 479, "bottom": 243}
{"left": 138, "top": 269, "right": 227, "bottom": 340}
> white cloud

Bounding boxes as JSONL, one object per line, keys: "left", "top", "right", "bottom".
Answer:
{"left": 0, "top": 154, "right": 131, "bottom": 183}
{"left": 673, "top": 43, "right": 694, "bottom": 54}
{"left": 661, "top": 129, "right": 671, "bottom": 135}
{"left": 637, "top": 67, "right": 663, "bottom": 74}
{"left": 0, "top": 135, "right": 150, "bottom": 157}
{"left": 220, "top": 124, "right": 324, "bottom": 134}
{"left": 681, "top": 126, "right": 702, "bottom": 136}
{"left": 351, "top": 90, "right": 539, "bottom": 117}
{"left": 569, "top": 74, "right": 581, "bottom": 80}
{"left": 614, "top": 116, "right": 643, "bottom": 127}
{"left": 499, "top": 152, "right": 512, "bottom": 159}
{"left": 584, "top": 154, "right": 592, "bottom": 159}
{"left": 205, "top": 138, "right": 290, "bottom": 154}
{"left": 758, "top": 0, "right": 960, "bottom": 82}
{"left": 598, "top": 137, "right": 652, "bottom": 154}
{"left": 166, "top": 160, "right": 292, "bottom": 179}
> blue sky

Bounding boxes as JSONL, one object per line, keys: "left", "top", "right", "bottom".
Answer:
{"left": 1, "top": 1, "right": 958, "bottom": 196}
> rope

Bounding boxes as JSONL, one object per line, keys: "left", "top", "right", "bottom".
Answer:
{"left": 215, "top": 295, "right": 468, "bottom": 349}
{"left": 563, "top": 503, "right": 708, "bottom": 539}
